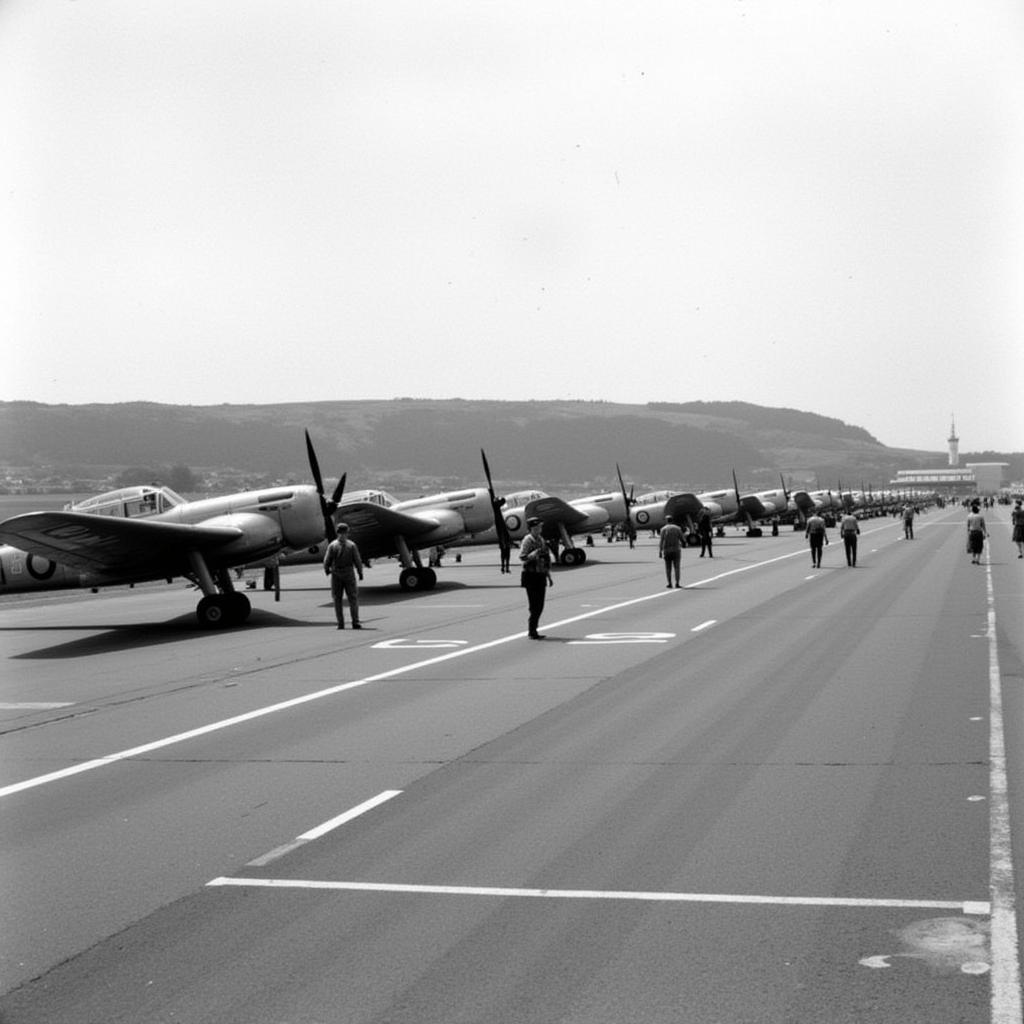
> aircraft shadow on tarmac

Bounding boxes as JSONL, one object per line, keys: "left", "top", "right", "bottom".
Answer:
{"left": 3, "top": 609, "right": 333, "bottom": 660}
{"left": 3, "top": 577, "right": 529, "bottom": 659}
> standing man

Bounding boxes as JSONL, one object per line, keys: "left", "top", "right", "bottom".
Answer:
{"left": 323, "top": 522, "right": 364, "bottom": 629}
{"left": 697, "top": 508, "right": 714, "bottom": 558}
{"left": 902, "top": 503, "right": 915, "bottom": 539}
{"left": 805, "top": 511, "right": 829, "bottom": 569}
{"left": 519, "top": 516, "right": 553, "bottom": 639}
{"left": 659, "top": 515, "right": 685, "bottom": 588}
{"left": 839, "top": 511, "right": 861, "bottom": 567}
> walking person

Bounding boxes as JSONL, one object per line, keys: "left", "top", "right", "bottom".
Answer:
{"left": 805, "top": 511, "right": 829, "bottom": 568}
{"left": 519, "top": 516, "right": 553, "bottom": 639}
{"left": 839, "top": 511, "right": 860, "bottom": 567}
{"left": 902, "top": 503, "right": 915, "bottom": 539}
{"left": 659, "top": 515, "right": 684, "bottom": 588}
{"left": 1011, "top": 499, "right": 1024, "bottom": 559}
{"left": 697, "top": 508, "right": 713, "bottom": 558}
{"left": 966, "top": 502, "right": 988, "bottom": 565}
{"left": 323, "top": 522, "right": 364, "bottom": 628}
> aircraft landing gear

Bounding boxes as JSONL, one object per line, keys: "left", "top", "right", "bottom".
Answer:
{"left": 196, "top": 592, "right": 251, "bottom": 628}
{"left": 189, "top": 554, "right": 253, "bottom": 628}
{"left": 559, "top": 548, "right": 586, "bottom": 566}
{"left": 399, "top": 566, "right": 437, "bottom": 591}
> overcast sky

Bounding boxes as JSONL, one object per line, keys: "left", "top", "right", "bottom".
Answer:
{"left": 2, "top": 1, "right": 1022, "bottom": 454}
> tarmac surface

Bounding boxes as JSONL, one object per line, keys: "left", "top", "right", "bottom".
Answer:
{"left": 1, "top": 506, "right": 1023, "bottom": 1022}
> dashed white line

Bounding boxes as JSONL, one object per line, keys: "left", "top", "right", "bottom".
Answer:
{"left": 0, "top": 702, "right": 74, "bottom": 710}
{"left": 246, "top": 790, "right": 402, "bottom": 868}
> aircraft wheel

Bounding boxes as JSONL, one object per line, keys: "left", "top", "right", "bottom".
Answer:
{"left": 227, "top": 592, "right": 251, "bottom": 625}
{"left": 400, "top": 568, "right": 429, "bottom": 591}
{"left": 421, "top": 568, "right": 437, "bottom": 590}
{"left": 559, "top": 550, "right": 576, "bottom": 566}
{"left": 197, "top": 595, "right": 228, "bottom": 628}
{"left": 746, "top": 527, "right": 763, "bottom": 538}
{"left": 572, "top": 548, "right": 587, "bottom": 565}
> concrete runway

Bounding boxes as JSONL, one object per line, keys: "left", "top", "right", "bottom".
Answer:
{"left": 2, "top": 505, "right": 1023, "bottom": 1022}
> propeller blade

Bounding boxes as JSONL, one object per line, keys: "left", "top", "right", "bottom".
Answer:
{"left": 481, "top": 449, "right": 511, "bottom": 550}
{"left": 331, "top": 473, "right": 347, "bottom": 507}
{"left": 305, "top": 429, "right": 341, "bottom": 542}
{"left": 305, "top": 429, "right": 326, "bottom": 497}
{"left": 616, "top": 463, "right": 636, "bottom": 539}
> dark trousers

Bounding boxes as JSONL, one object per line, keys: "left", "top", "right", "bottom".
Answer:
{"left": 663, "top": 551, "right": 681, "bottom": 585}
{"left": 699, "top": 533, "right": 712, "bottom": 556}
{"left": 842, "top": 533, "right": 858, "bottom": 566}
{"left": 808, "top": 534, "right": 824, "bottom": 567}
{"left": 330, "top": 574, "right": 360, "bottom": 626}
{"left": 523, "top": 575, "right": 547, "bottom": 635}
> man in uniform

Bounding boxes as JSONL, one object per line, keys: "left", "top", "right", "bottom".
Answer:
{"left": 839, "top": 510, "right": 861, "bottom": 567}
{"left": 323, "top": 522, "right": 365, "bottom": 629}
{"left": 805, "top": 511, "right": 829, "bottom": 569}
{"left": 519, "top": 516, "right": 553, "bottom": 639}
{"left": 658, "top": 514, "right": 685, "bottom": 588}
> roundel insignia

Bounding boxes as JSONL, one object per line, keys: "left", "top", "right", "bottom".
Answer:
{"left": 27, "top": 555, "right": 57, "bottom": 581}
{"left": 505, "top": 513, "right": 521, "bottom": 532}
{"left": 636, "top": 510, "right": 650, "bottom": 525}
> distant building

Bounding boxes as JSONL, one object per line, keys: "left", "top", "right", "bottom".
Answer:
{"left": 891, "top": 420, "right": 1008, "bottom": 495}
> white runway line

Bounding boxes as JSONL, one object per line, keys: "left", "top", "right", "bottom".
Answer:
{"left": 246, "top": 790, "right": 402, "bottom": 868}
{"left": 985, "top": 544, "right": 1023, "bottom": 1023}
{"left": 206, "top": 876, "right": 989, "bottom": 915}
{"left": 0, "top": 702, "right": 73, "bottom": 710}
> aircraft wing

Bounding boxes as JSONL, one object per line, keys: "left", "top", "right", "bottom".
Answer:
{"left": 664, "top": 494, "right": 706, "bottom": 525}
{"left": 337, "top": 502, "right": 443, "bottom": 538}
{"left": 0, "top": 511, "right": 242, "bottom": 577}
{"left": 524, "top": 497, "right": 590, "bottom": 532}
{"left": 337, "top": 501, "right": 450, "bottom": 560}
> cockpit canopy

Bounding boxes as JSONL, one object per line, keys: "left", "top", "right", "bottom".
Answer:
{"left": 67, "top": 485, "right": 186, "bottom": 518}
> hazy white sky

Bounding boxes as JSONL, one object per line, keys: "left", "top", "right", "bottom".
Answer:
{"left": 2, "top": 0, "right": 1022, "bottom": 453}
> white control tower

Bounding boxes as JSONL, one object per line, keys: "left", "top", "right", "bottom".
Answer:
{"left": 948, "top": 415, "right": 959, "bottom": 467}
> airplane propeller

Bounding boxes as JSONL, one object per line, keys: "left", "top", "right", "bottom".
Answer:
{"left": 732, "top": 469, "right": 748, "bottom": 526}
{"left": 480, "top": 449, "right": 512, "bottom": 553}
{"left": 616, "top": 463, "right": 636, "bottom": 542}
{"left": 305, "top": 430, "right": 346, "bottom": 542}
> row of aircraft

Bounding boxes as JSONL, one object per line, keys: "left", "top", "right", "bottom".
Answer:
{"left": 0, "top": 433, "right": 930, "bottom": 628}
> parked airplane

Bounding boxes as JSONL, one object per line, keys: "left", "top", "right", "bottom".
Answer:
{"left": 0, "top": 432, "right": 346, "bottom": 627}
{"left": 516, "top": 465, "right": 636, "bottom": 565}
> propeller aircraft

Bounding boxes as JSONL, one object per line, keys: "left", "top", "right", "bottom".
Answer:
{"left": 0, "top": 431, "right": 350, "bottom": 628}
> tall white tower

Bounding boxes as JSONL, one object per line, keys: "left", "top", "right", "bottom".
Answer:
{"left": 948, "top": 415, "right": 959, "bottom": 467}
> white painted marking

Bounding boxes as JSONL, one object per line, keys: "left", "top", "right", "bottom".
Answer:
{"left": 804, "top": 575, "right": 816, "bottom": 580}
{"left": 568, "top": 632, "right": 673, "bottom": 646}
{"left": 246, "top": 790, "right": 402, "bottom": 868}
{"left": 206, "top": 877, "right": 988, "bottom": 914}
{"left": 968, "top": 796, "right": 987, "bottom": 803}
{"left": 0, "top": 542, "right": 852, "bottom": 801}
{"left": 860, "top": 955, "right": 892, "bottom": 968}
{"left": 0, "top": 702, "right": 74, "bottom": 710}
{"left": 691, "top": 620, "right": 716, "bottom": 633}
{"left": 985, "top": 542, "right": 1023, "bottom": 1023}
{"left": 372, "top": 638, "right": 468, "bottom": 650}
{"left": 299, "top": 790, "right": 402, "bottom": 840}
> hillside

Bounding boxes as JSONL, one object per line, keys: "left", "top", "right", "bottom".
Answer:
{"left": 0, "top": 399, "right": 1015, "bottom": 497}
